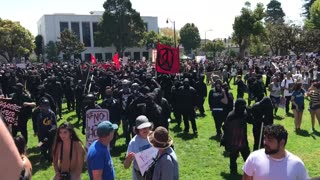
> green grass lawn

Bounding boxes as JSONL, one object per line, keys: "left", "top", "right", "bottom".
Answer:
{"left": 26, "top": 81, "right": 320, "bottom": 180}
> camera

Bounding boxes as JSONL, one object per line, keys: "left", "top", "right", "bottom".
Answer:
{"left": 60, "top": 172, "right": 70, "bottom": 180}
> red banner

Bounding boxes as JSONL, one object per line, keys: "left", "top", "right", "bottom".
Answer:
{"left": 91, "top": 54, "right": 97, "bottom": 64}
{"left": 156, "top": 43, "right": 179, "bottom": 74}
{"left": 113, "top": 53, "right": 120, "bottom": 70}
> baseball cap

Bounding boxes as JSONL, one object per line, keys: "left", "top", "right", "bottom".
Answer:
{"left": 97, "top": 121, "right": 118, "bottom": 137}
{"left": 136, "top": 115, "right": 152, "bottom": 129}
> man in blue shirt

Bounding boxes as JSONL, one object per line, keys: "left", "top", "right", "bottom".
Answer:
{"left": 87, "top": 121, "right": 118, "bottom": 180}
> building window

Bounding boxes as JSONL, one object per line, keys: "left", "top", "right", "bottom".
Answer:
{"left": 92, "top": 22, "right": 99, "bottom": 47}
{"left": 82, "top": 22, "right": 91, "bottom": 47}
{"left": 144, "top": 23, "right": 148, "bottom": 31}
{"left": 142, "top": 52, "right": 149, "bottom": 60}
{"left": 71, "top": 22, "right": 80, "bottom": 40}
{"left": 60, "top": 22, "right": 69, "bottom": 32}
{"left": 84, "top": 53, "right": 91, "bottom": 62}
{"left": 134, "top": 52, "right": 140, "bottom": 60}
{"left": 124, "top": 52, "right": 131, "bottom": 58}
{"left": 105, "top": 53, "right": 112, "bottom": 60}
{"left": 95, "top": 53, "right": 103, "bottom": 61}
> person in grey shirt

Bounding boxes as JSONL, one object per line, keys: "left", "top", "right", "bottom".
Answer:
{"left": 148, "top": 126, "right": 179, "bottom": 180}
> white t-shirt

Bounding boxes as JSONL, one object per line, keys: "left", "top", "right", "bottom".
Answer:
{"left": 281, "top": 78, "right": 294, "bottom": 96}
{"left": 242, "top": 149, "right": 309, "bottom": 180}
{"left": 127, "top": 135, "right": 152, "bottom": 180}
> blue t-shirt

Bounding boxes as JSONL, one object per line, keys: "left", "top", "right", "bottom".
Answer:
{"left": 87, "top": 140, "right": 115, "bottom": 180}
{"left": 292, "top": 89, "right": 305, "bottom": 106}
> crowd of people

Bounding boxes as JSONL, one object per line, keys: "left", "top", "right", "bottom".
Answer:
{"left": 0, "top": 55, "right": 319, "bottom": 179}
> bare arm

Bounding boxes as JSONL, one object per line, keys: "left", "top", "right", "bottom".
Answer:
{"left": 0, "top": 120, "right": 24, "bottom": 180}
{"left": 243, "top": 172, "right": 253, "bottom": 180}
{"left": 92, "top": 169, "right": 103, "bottom": 180}
{"left": 220, "top": 90, "right": 228, "bottom": 105}
{"left": 123, "top": 152, "right": 135, "bottom": 169}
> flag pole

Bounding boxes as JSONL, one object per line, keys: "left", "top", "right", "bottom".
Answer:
{"left": 258, "top": 122, "right": 264, "bottom": 150}
{"left": 83, "top": 64, "right": 91, "bottom": 94}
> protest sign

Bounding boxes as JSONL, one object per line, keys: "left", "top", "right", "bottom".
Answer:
{"left": 0, "top": 100, "right": 21, "bottom": 125}
{"left": 134, "top": 147, "right": 159, "bottom": 176}
{"left": 16, "top": 63, "right": 26, "bottom": 69}
{"left": 86, "top": 109, "right": 110, "bottom": 148}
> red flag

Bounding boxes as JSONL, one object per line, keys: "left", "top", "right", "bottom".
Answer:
{"left": 113, "top": 53, "right": 120, "bottom": 70}
{"left": 156, "top": 43, "right": 180, "bottom": 74}
{"left": 91, "top": 54, "right": 97, "bottom": 64}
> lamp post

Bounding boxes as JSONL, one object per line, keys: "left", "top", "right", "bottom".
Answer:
{"left": 204, "top": 29, "right": 213, "bottom": 47}
{"left": 166, "top": 18, "right": 176, "bottom": 48}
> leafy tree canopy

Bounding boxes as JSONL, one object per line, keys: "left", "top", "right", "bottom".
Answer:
{"left": 179, "top": 23, "right": 201, "bottom": 54}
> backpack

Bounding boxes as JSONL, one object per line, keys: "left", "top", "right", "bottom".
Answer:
{"left": 143, "top": 153, "right": 174, "bottom": 180}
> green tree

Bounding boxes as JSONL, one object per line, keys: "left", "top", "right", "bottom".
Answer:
{"left": 45, "top": 41, "right": 59, "bottom": 62}
{"left": 34, "top": 35, "right": 44, "bottom": 62}
{"left": 264, "top": 23, "right": 290, "bottom": 55}
{"left": 0, "top": 19, "right": 34, "bottom": 62}
{"left": 202, "top": 39, "right": 225, "bottom": 58}
{"left": 57, "top": 30, "right": 85, "bottom": 61}
{"left": 249, "top": 36, "right": 268, "bottom": 56}
{"left": 96, "top": 0, "right": 146, "bottom": 55}
{"left": 305, "top": 0, "right": 320, "bottom": 29}
{"left": 265, "top": 0, "right": 286, "bottom": 24}
{"left": 179, "top": 23, "right": 201, "bottom": 54}
{"left": 232, "top": 2, "right": 265, "bottom": 59}
{"left": 139, "top": 30, "right": 158, "bottom": 49}
{"left": 159, "top": 27, "right": 180, "bottom": 46}
{"left": 159, "top": 35, "right": 174, "bottom": 47}
{"left": 303, "top": 0, "right": 316, "bottom": 19}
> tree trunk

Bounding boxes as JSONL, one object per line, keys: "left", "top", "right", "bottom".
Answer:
{"left": 239, "top": 45, "right": 246, "bottom": 60}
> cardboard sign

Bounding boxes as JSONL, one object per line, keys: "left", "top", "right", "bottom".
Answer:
{"left": 86, "top": 109, "right": 110, "bottom": 148}
{"left": 0, "top": 100, "right": 21, "bottom": 125}
{"left": 152, "top": 49, "right": 157, "bottom": 63}
{"left": 134, "top": 147, "right": 159, "bottom": 176}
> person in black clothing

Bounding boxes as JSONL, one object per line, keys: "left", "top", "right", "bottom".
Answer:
{"left": 45, "top": 77, "right": 63, "bottom": 119}
{"left": 177, "top": 78, "right": 198, "bottom": 134}
{"left": 208, "top": 80, "right": 228, "bottom": 137}
{"left": 250, "top": 97, "right": 274, "bottom": 150}
{"left": 35, "top": 98, "right": 57, "bottom": 162}
{"left": 252, "top": 74, "right": 267, "bottom": 103}
{"left": 171, "top": 80, "right": 182, "bottom": 127}
{"left": 222, "top": 83, "right": 234, "bottom": 119}
{"left": 234, "top": 75, "right": 246, "bottom": 99}
{"left": 222, "top": 98, "right": 251, "bottom": 174}
{"left": 195, "top": 74, "right": 207, "bottom": 116}
{"left": 10, "top": 83, "right": 36, "bottom": 144}
{"left": 99, "top": 88, "right": 121, "bottom": 149}
{"left": 81, "top": 94, "right": 101, "bottom": 135}
{"left": 153, "top": 88, "right": 171, "bottom": 130}
{"left": 74, "top": 80, "right": 85, "bottom": 122}
{"left": 64, "top": 76, "right": 75, "bottom": 112}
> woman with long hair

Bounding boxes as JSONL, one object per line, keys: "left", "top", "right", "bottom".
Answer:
{"left": 52, "top": 122, "right": 85, "bottom": 180}
{"left": 291, "top": 82, "right": 306, "bottom": 132}
{"left": 269, "top": 76, "right": 281, "bottom": 116}
{"left": 307, "top": 82, "right": 320, "bottom": 131}
{"left": 14, "top": 135, "right": 32, "bottom": 180}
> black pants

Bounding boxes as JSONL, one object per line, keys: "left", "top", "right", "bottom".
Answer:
{"left": 212, "top": 110, "right": 225, "bottom": 136}
{"left": 173, "top": 108, "right": 182, "bottom": 126}
{"left": 122, "top": 116, "right": 133, "bottom": 145}
{"left": 39, "top": 131, "right": 55, "bottom": 162}
{"left": 76, "top": 100, "right": 82, "bottom": 121}
{"left": 285, "top": 96, "right": 292, "bottom": 114}
{"left": 182, "top": 111, "right": 197, "bottom": 132}
{"left": 198, "top": 98, "right": 205, "bottom": 115}
{"left": 56, "top": 99, "right": 62, "bottom": 118}
{"left": 66, "top": 95, "right": 75, "bottom": 111}
{"left": 237, "top": 92, "right": 244, "bottom": 99}
{"left": 12, "top": 118, "right": 29, "bottom": 143}
{"left": 229, "top": 146, "right": 250, "bottom": 173}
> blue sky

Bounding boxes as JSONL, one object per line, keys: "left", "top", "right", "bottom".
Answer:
{"left": 0, "top": 0, "right": 304, "bottom": 40}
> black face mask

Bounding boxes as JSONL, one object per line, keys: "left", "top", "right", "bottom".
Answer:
{"left": 105, "top": 95, "right": 112, "bottom": 99}
{"left": 184, "top": 84, "right": 190, "bottom": 89}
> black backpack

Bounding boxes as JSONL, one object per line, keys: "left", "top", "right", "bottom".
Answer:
{"left": 143, "top": 153, "right": 174, "bottom": 180}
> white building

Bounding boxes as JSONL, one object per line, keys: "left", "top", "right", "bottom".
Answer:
{"left": 37, "top": 12, "right": 158, "bottom": 61}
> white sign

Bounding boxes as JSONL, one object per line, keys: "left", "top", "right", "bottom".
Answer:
{"left": 16, "top": 63, "right": 26, "bottom": 69}
{"left": 86, "top": 109, "right": 110, "bottom": 148}
{"left": 122, "top": 57, "right": 128, "bottom": 65}
{"left": 152, "top": 49, "right": 157, "bottom": 63}
{"left": 134, "top": 147, "right": 159, "bottom": 176}
{"left": 142, "top": 56, "right": 146, "bottom": 62}
{"left": 195, "top": 56, "right": 206, "bottom": 63}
